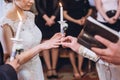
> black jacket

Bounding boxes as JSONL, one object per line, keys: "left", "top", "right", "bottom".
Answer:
{"left": 0, "top": 64, "right": 18, "bottom": 80}
{"left": 0, "top": 42, "right": 3, "bottom": 65}
{"left": 0, "top": 43, "right": 18, "bottom": 80}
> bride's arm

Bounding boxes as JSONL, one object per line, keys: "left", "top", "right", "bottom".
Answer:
{"left": 18, "top": 34, "right": 62, "bottom": 65}
{"left": 1, "top": 24, "right": 13, "bottom": 62}
{"left": 2, "top": 24, "right": 62, "bottom": 65}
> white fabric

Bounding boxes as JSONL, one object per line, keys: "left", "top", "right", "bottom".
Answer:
{"left": 88, "top": 0, "right": 95, "bottom": 6}
{"left": 96, "top": 62, "right": 120, "bottom": 80}
{"left": 0, "top": 0, "right": 4, "bottom": 18}
{"left": 0, "top": 0, "right": 4, "bottom": 42}
{"left": 3, "top": 2, "right": 13, "bottom": 16}
{"left": 0, "top": 1, "right": 12, "bottom": 19}
{"left": 78, "top": 45, "right": 99, "bottom": 62}
{"left": 78, "top": 46, "right": 120, "bottom": 80}
{"left": 0, "top": 27, "right": 2, "bottom": 41}
{"left": 96, "top": 0, "right": 119, "bottom": 22}
{"left": 0, "top": 11, "right": 44, "bottom": 80}
{"left": 0, "top": 1, "right": 12, "bottom": 45}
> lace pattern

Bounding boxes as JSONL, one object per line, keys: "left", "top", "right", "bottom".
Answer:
{"left": 0, "top": 11, "right": 44, "bottom": 80}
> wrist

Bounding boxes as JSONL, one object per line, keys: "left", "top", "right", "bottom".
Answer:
{"left": 84, "top": 16, "right": 88, "bottom": 19}
{"left": 74, "top": 43, "right": 81, "bottom": 53}
{"left": 38, "top": 44, "right": 44, "bottom": 52}
{"left": 43, "top": 14, "right": 50, "bottom": 22}
{"left": 104, "top": 17, "right": 109, "bottom": 22}
{"left": 74, "top": 19, "right": 79, "bottom": 24}
{"left": 51, "top": 15, "right": 56, "bottom": 20}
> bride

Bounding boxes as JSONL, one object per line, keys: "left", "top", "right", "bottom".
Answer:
{"left": 0, "top": 0, "right": 62, "bottom": 80}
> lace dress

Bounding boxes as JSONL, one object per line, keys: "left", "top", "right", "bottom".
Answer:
{"left": 0, "top": 11, "right": 44, "bottom": 80}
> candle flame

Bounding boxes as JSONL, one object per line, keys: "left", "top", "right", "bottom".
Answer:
{"left": 59, "top": 2, "right": 62, "bottom": 7}
{"left": 17, "top": 11, "right": 22, "bottom": 21}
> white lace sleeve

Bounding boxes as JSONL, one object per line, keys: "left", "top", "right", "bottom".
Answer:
{"left": 78, "top": 45, "right": 100, "bottom": 62}
{"left": 0, "top": 17, "right": 16, "bottom": 31}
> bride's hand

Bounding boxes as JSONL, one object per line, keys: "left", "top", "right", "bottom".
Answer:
{"left": 51, "top": 32, "right": 65, "bottom": 39}
{"left": 40, "top": 33, "right": 63, "bottom": 50}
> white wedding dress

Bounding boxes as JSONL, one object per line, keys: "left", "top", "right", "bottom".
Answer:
{"left": 0, "top": 11, "right": 44, "bottom": 80}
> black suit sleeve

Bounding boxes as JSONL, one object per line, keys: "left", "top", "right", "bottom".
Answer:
{"left": 0, "top": 64, "right": 18, "bottom": 80}
{"left": 0, "top": 42, "right": 4, "bottom": 65}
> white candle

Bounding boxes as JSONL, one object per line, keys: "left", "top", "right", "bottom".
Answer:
{"left": 15, "top": 21, "right": 22, "bottom": 39}
{"left": 59, "top": 3, "right": 63, "bottom": 21}
{"left": 15, "top": 11, "right": 23, "bottom": 39}
{"left": 10, "top": 11, "right": 23, "bottom": 61}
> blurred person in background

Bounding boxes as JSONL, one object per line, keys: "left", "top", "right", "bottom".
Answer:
{"left": 0, "top": 0, "right": 62, "bottom": 80}
{"left": 62, "top": 0, "right": 92, "bottom": 79}
{"left": 95, "top": 0, "right": 120, "bottom": 32}
{"left": 35, "top": 0, "right": 61, "bottom": 79}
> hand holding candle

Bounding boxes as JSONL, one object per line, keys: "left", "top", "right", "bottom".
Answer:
{"left": 10, "top": 11, "right": 23, "bottom": 61}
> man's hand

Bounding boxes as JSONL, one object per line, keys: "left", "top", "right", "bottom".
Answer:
{"left": 6, "top": 58, "right": 20, "bottom": 72}
{"left": 91, "top": 35, "right": 120, "bottom": 65}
